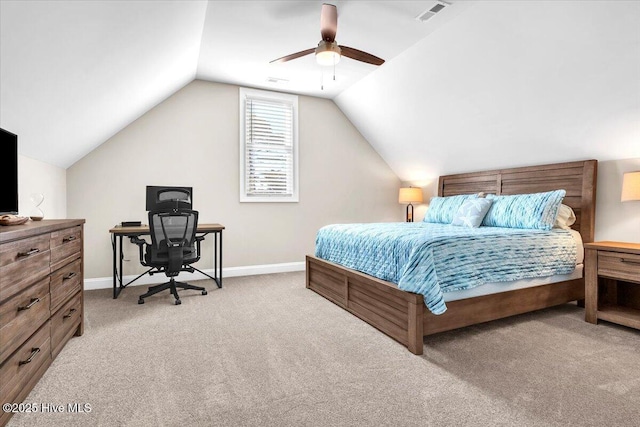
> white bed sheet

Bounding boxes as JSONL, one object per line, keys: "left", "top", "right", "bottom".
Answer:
{"left": 443, "top": 229, "right": 584, "bottom": 302}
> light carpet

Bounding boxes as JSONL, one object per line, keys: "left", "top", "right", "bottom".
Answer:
{"left": 7, "top": 272, "right": 640, "bottom": 426}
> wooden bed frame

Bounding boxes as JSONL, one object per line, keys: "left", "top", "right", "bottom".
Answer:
{"left": 306, "top": 160, "right": 598, "bottom": 355}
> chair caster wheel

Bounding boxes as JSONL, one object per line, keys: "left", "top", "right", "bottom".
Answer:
{"left": 175, "top": 299, "right": 181, "bottom": 305}
{"left": 202, "top": 290, "right": 208, "bottom": 295}
{"left": 138, "top": 299, "right": 144, "bottom": 304}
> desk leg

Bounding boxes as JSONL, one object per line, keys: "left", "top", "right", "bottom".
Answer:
{"left": 213, "top": 231, "right": 222, "bottom": 288}
{"left": 214, "top": 232, "right": 218, "bottom": 287}
{"left": 112, "top": 234, "right": 117, "bottom": 299}
{"left": 119, "top": 236, "right": 123, "bottom": 294}
{"left": 113, "top": 235, "right": 126, "bottom": 299}
{"left": 219, "top": 230, "right": 223, "bottom": 288}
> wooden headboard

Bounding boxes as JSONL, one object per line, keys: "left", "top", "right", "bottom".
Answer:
{"left": 438, "top": 160, "right": 598, "bottom": 243}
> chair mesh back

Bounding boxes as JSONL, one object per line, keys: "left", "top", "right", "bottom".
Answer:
{"left": 149, "top": 210, "right": 198, "bottom": 254}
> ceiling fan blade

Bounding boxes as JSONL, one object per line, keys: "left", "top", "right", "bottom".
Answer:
{"left": 339, "top": 46, "right": 385, "bottom": 66}
{"left": 320, "top": 3, "right": 337, "bottom": 42}
{"left": 270, "top": 48, "right": 315, "bottom": 64}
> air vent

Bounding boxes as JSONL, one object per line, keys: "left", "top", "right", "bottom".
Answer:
{"left": 266, "top": 77, "right": 289, "bottom": 84}
{"left": 416, "top": 1, "right": 449, "bottom": 22}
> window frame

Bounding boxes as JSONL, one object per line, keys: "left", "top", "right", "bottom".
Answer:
{"left": 239, "top": 87, "right": 299, "bottom": 203}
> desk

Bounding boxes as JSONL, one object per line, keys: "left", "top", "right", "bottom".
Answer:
{"left": 109, "top": 223, "right": 224, "bottom": 299}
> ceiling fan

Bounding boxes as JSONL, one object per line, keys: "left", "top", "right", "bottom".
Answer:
{"left": 270, "top": 3, "right": 385, "bottom": 67}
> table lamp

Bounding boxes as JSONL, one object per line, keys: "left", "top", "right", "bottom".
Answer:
{"left": 398, "top": 187, "right": 423, "bottom": 222}
{"left": 621, "top": 171, "right": 640, "bottom": 202}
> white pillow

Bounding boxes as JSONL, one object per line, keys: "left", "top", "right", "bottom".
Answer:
{"left": 554, "top": 204, "right": 576, "bottom": 230}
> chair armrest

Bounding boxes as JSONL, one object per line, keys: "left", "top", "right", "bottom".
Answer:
{"left": 129, "top": 236, "right": 147, "bottom": 246}
{"left": 129, "top": 236, "right": 148, "bottom": 266}
{"left": 194, "top": 235, "right": 204, "bottom": 259}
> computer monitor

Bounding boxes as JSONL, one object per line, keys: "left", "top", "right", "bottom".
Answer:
{"left": 145, "top": 186, "right": 193, "bottom": 211}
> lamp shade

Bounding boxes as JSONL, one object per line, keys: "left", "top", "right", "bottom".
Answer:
{"left": 398, "top": 187, "right": 423, "bottom": 204}
{"left": 622, "top": 171, "right": 640, "bottom": 202}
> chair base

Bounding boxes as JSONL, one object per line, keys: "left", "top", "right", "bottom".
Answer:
{"left": 138, "top": 277, "right": 207, "bottom": 305}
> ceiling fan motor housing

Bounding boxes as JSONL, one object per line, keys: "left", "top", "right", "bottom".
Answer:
{"left": 315, "top": 40, "right": 342, "bottom": 65}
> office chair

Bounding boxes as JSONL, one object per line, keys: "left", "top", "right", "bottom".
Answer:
{"left": 131, "top": 209, "right": 207, "bottom": 305}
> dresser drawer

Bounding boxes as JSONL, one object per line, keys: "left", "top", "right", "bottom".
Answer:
{"left": 0, "top": 233, "right": 50, "bottom": 267}
{"left": 0, "top": 278, "right": 50, "bottom": 365}
{"left": 598, "top": 251, "right": 640, "bottom": 284}
{"left": 0, "top": 321, "right": 51, "bottom": 410}
{"left": 50, "top": 226, "right": 82, "bottom": 271}
{"left": 50, "top": 258, "right": 82, "bottom": 313}
{"left": 0, "top": 234, "right": 51, "bottom": 303}
{"left": 51, "top": 291, "right": 82, "bottom": 359}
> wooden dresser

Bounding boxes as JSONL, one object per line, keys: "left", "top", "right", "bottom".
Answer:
{"left": 0, "top": 219, "right": 84, "bottom": 426}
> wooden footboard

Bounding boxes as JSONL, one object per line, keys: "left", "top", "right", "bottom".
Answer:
{"left": 307, "top": 255, "right": 585, "bottom": 355}
{"left": 422, "top": 278, "right": 585, "bottom": 335}
{"left": 306, "top": 255, "right": 425, "bottom": 355}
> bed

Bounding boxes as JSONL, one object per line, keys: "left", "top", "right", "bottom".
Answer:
{"left": 305, "top": 160, "right": 597, "bottom": 355}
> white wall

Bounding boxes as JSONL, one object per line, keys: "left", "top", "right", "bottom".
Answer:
{"left": 18, "top": 154, "right": 66, "bottom": 219}
{"left": 595, "top": 158, "right": 640, "bottom": 243}
{"left": 336, "top": 0, "right": 640, "bottom": 238}
{"left": 67, "top": 80, "right": 402, "bottom": 279}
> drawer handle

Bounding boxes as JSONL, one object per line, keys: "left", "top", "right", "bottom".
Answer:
{"left": 63, "top": 308, "right": 77, "bottom": 319}
{"left": 17, "top": 248, "right": 40, "bottom": 257}
{"left": 17, "top": 297, "right": 41, "bottom": 311}
{"left": 19, "top": 347, "right": 41, "bottom": 366}
{"left": 63, "top": 235, "right": 77, "bottom": 243}
{"left": 622, "top": 258, "right": 640, "bottom": 266}
{"left": 63, "top": 272, "right": 77, "bottom": 280}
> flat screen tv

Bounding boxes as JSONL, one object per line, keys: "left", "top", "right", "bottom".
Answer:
{"left": 0, "top": 128, "right": 18, "bottom": 215}
{"left": 145, "top": 186, "right": 192, "bottom": 212}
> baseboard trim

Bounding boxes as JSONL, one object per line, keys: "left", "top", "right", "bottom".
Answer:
{"left": 83, "top": 261, "right": 306, "bottom": 291}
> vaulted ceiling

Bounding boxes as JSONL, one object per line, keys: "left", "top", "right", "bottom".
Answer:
{"left": 335, "top": 0, "right": 640, "bottom": 183}
{"left": 1, "top": 1, "right": 638, "bottom": 178}
{"left": 0, "top": 0, "right": 468, "bottom": 169}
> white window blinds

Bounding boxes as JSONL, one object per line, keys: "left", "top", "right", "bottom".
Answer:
{"left": 240, "top": 88, "right": 298, "bottom": 202}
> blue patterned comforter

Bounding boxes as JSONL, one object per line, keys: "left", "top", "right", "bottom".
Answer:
{"left": 315, "top": 223, "right": 577, "bottom": 315}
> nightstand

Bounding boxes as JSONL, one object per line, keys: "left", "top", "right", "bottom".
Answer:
{"left": 585, "top": 241, "right": 640, "bottom": 329}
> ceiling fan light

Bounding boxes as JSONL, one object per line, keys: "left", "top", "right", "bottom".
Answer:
{"left": 315, "top": 41, "right": 341, "bottom": 66}
{"left": 316, "top": 51, "right": 340, "bottom": 66}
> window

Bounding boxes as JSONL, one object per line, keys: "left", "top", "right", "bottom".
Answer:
{"left": 239, "top": 88, "right": 299, "bottom": 202}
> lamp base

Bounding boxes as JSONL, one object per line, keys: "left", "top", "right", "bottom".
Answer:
{"left": 406, "top": 204, "right": 414, "bottom": 222}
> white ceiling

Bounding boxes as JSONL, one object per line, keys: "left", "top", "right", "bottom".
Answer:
{"left": 0, "top": 0, "right": 468, "bottom": 168}
{"left": 0, "top": 0, "right": 207, "bottom": 168}
{"left": 197, "top": 1, "right": 470, "bottom": 98}
{"left": 335, "top": 0, "right": 640, "bottom": 184}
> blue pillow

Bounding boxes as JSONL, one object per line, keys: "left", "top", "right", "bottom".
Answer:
{"left": 424, "top": 194, "right": 476, "bottom": 224}
{"left": 451, "top": 198, "right": 493, "bottom": 228}
{"left": 481, "top": 190, "right": 566, "bottom": 230}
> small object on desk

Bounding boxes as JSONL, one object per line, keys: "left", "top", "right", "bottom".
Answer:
{"left": 0, "top": 214, "right": 29, "bottom": 226}
{"left": 121, "top": 221, "right": 142, "bottom": 227}
{"left": 585, "top": 241, "right": 640, "bottom": 330}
